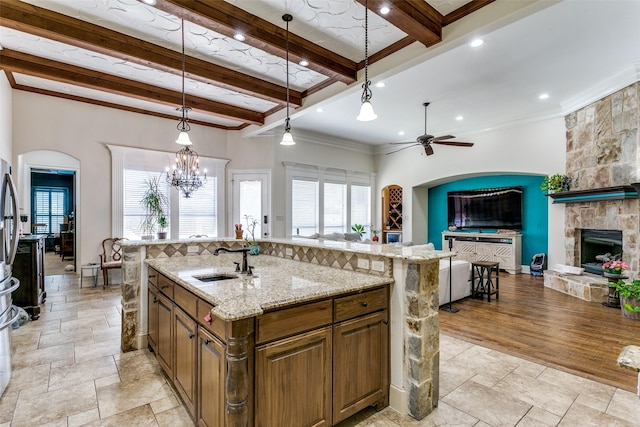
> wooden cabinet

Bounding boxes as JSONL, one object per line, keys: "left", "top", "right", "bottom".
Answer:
{"left": 256, "top": 327, "right": 333, "bottom": 427}
{"left": 442, "top": 231, "right": 522, "bottom": 274}
{"left": 198, "top": 327, "right": 226, "bottom": 427}
{"left": 174, "top": 306, "right": 198, "bottom": 419}
{"left": 333, "top": 311, "right": 388, "bottom": 423}
{"left": 381, "top": 185, "right": 402, "bottom": 243}
{"left": 60, "top": 231, "right": 74, "bottom": 261}
{"left": 156, "top": 292, "right": 173, "bottom": 377}
{"left": 13, "top": 235, "right": 45, "bottom": 320}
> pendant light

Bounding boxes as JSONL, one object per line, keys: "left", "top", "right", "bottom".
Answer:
{"left": 166, "top": 19, "right": 206, "bottom": 198}
{"left": 280, "top": 13, "right": 296, "bottom": 146}
{"left": 357, "top": 0, "right": 377, "bottom": 121}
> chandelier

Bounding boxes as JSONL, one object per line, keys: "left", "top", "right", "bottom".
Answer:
{"left": 356, "top": 0, "right": 377, "bottom": 121}
{"left": 166, "top": 19, "right": 206, "bottom": 198}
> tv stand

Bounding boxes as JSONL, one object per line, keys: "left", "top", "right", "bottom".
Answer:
{"left": 442, "top": 231, "right": 522, "bottom": 274}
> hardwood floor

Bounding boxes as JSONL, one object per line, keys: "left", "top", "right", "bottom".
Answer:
{"left": 439, "top": 272, "right": 640, "bottom": 393}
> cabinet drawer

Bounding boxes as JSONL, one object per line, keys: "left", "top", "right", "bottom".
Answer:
{"left": 157, "top": 274, "right": 174, "bottom": 299}
{"left": 256, "top": 299, "right": 333, "bottom": 344}
{"left": 174, "top": 285, "right": 197, "bottom": 319}
{"left": 197, "top": 299, "right": 226, "bottom": 341}
{"left": 148, "top": 267, "right": 158, "bottom": 287}
{"left": 334, "top": 287, "right": 387, "bottom": 322}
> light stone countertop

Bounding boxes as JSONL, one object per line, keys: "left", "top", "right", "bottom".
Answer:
{"left": 146, "top": 254, "right": 394, "bottom": 321}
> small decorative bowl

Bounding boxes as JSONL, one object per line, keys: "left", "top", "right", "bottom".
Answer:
{"left": 448, "top": 226, "right": 457, "bottom": 232}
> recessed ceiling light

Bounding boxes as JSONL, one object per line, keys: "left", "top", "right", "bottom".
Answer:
{"left": 233, "top": 33, "right": 246, "bottom": 41}
{"left": 539, "top": 93, "right": 550, "bottom": 100}
{"left": 299, "top": 60, "right": 309, "bottom": 67}
{"left": 316, "top": 107, "right": 324, "bottom": 113}
{"left": 456, "top": 116, "right": 463, "bottom": 121}
{"left": 470, "top": 38, "right": 484, "bottom": 47}
{"left": 380, "top": 6, "right": 390, "bottom": 15}
{"left": 398, "top": 131, "right": 405, "bottom": 136}
{"left": 375, "top": 81, "right": 386, "bottom": 88}
{"left": 141, "top": 0, "right": 156, "bottom": 5}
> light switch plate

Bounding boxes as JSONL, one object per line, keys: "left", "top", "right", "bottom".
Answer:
{"left": 187, "top": 245, "right": 199, "bottom": 253}
{"left": 357, "top": 258, "right": 370, "bottom": 269}
{"left": 372, "top": 260, "right": 385, "bottom": 272}
{"left": 285, "top": 248, "right": 293, "bottom": 257}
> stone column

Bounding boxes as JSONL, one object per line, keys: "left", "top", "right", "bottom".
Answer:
{"left": 121, "top": 245, "right": 143, "bottom": 352}
{"left": 404, "top": 259, "right": 439, "bottom": 419}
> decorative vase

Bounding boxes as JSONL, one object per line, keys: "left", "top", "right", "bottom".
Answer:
{"left": 235, "top": 230, "right": 243, "bottom": 239}
{"left": 620, "top": 295, "right": 640, "bottom": 320}
{"left": 372, "top": 235, "right": 379, "bottom": 242}
{"left": 157, "top": 231, "right": 167, "bottom": 240}
{"left": 249, "top": 244, "right": 260, "bottom": 255}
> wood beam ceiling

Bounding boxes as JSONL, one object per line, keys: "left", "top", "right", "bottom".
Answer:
{"left": 0, "top": 0, "right": 301, "bottom": 108}
{"left": 0, "top": 49, "right": 265, "bottom": 125}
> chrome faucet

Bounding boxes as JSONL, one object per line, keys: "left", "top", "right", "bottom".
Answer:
{"left": 213, "top": 246, "right": 251, "bottom": 274}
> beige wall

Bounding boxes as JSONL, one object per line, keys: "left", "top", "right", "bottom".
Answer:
{"left": 0, "top": 73, "right": 12, "bottom": 164}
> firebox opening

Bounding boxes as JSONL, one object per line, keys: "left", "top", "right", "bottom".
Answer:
{"left": 580, "top": 229, "right": 623, "bottom": 275}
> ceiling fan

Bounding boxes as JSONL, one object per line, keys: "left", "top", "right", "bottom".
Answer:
{"left": 388, "top": 102, "right": 474, "bottom": 156}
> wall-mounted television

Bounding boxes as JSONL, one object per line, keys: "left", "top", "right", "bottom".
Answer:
{"left": 447, "top": 186, "right": 523, "bottom": 230}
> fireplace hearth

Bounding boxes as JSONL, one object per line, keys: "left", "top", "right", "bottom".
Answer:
{"left": 580, "top": 229, "right": 623, "bottom": 275}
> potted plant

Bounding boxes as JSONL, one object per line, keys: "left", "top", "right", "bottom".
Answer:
{"left": 614, "top": 279, "right": 640, "bottom": 320}
{"left": 244, "top": 215, "right": 260, "bottom": 255}
{"left": 140, "top": 176, "right": 168, "bottom": 240}
{"left": 370, "top": 226, "right": 380, "bottom": 242}
{"left": 234, "top": 223, "right": 244, "bottom": 239}
{"left": 157, "top": 215, "right": 168, "bottom": 239}
{"left": 540, "top": 174, "right": 572, "bottom": 193}
{"left": 351, "top": 224, "right": 366, "bottom": 240}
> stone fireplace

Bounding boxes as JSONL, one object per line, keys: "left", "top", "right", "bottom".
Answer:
{"left": 580, "top": 229, "right": 623, "bottom": 275}
{"left": 563, "top": 82, "right": 640, "bottom": 280}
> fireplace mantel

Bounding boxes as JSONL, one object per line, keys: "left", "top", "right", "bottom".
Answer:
{"left": 547, "top": 184, "right": 640, "bottom": 203}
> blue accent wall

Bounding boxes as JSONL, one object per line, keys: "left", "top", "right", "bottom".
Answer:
{"left": 427, "top": 175, "right": 548, "bottom": 265}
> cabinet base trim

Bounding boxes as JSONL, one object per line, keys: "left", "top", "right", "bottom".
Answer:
{"left": 388, "top": 385, "right": 407, "bottom": 415}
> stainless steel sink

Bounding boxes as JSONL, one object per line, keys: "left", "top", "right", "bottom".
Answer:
{"left": 193, "top": 273, "right": 238, "bottom": 282}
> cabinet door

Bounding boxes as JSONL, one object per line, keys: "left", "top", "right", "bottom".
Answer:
{"left": 157, "top": 292, "right": 173, "bottom": 378}
{"left": 475, "top": 243, "right": 494, "bottom": 262}
{"left": 174, "top": 306, "right": 198, "bottom": 419}
{"left": 198, "top": 327, "right": 226, "bottom": 427}
{"left": 333, "top": 311, "right": 389, "bottom": 424}
{"left": 493, "top": 244, "right": 514, "bottom": 269}
{"left": 147, "top": 285, "right": 159, "bottom": 353}
{"left": 255, "top": 327, "right": 332, "bottom": 427}
{"left": 453, "top": 240, "right": 476, "bottom": 263}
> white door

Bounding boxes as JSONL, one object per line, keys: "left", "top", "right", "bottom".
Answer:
{"left": 231, "top": 171, "right": 271, "bottom": 239}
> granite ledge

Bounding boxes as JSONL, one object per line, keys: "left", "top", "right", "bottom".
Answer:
{"left": 146, "top": 254, "right": 393, "bottom": 321}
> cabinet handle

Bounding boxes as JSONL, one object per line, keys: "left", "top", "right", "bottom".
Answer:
{"left": 152, "top": 296, "right": 157, "bottom": 303}
{"left": 149, "top": 274, "right": 157, "bottom": 278}
{"left": 361, "top": 301, "right": 368, "bottom": 307}
{"left": 188, "top": 333, "right": 194, "bottom": 339}
{"left": 204, "top": 339, "right": 211, "bottom": 345}
{"left": 383, "top": 320, "right": 389, "bottom": 325}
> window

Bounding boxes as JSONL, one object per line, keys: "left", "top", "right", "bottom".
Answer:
{"left": 32, "top": 187, "right": 67, "bottom": 234}
{"left": 291, "top": 179, "right": 319, "bottom": 236}
{"left": 109, "top": 145, "right": 229, "bottom": 240}
{"left": 285, "top": 162, "right": 375, "bottom": 238}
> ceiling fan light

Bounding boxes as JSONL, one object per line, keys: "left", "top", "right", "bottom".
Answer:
{"left": 280, "top": 130, "right": 296, "bottom": 145}
{"left": 357, "top": 100, "right": 377, "bottom": 121}
{"left": 175, "top": 130, "right": 192, "bottom": 145}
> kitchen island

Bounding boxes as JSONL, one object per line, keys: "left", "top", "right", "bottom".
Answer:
{"left": 121, "top": 238, "right": 452, "bottom": 425}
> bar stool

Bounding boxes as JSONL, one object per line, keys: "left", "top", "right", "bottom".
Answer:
{"left": 471, "top": 261, "right": 500, "bottom": 302}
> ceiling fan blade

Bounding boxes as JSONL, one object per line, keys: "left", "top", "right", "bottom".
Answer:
{"left": 389, "top": 141, "right": 418, "bottom": 145}
{"left": 387, "top": 143, "right": 420, "bottom": 154}
{"left": 432, "top": 141, "right": 474, "bottom": 147}
{"left": 431, "top": 135, "right": 455, "bottom": 142}
{"left": 425, "top": 145, "right": 434, "bottom": 156}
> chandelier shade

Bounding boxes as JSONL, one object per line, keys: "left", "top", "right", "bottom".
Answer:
{"left": 356, "top": 0, "right": 377, "bottom": 122}
{"left": 166, "top": 19, "right": 205, "bottom": 197}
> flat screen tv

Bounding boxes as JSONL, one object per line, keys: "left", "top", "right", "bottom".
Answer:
{"left": 447, "top": 186, "right": 523, "bottom": 230}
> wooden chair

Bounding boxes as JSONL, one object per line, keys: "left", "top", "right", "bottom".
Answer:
{"left": 100, "top": 237, "right": 126, "bottom": 289}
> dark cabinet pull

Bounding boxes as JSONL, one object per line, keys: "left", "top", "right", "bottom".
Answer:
{"left": 188, "top": 333, "right": 194, "bottom": 339}
{"left": 152, "top": 296, "right": 157, "bottom": 303}
{"left": 383, "top": 320, "right": 389, "bottom": 325}
{"left": 204, "top": 339, "right": 211, "bottom": 345}
{"left": 361, "top": 301, "right": 368, "bottom": 307}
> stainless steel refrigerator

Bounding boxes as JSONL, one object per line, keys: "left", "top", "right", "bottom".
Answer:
{"left": 0, "top": 158, "right": 20, "bottom": 397}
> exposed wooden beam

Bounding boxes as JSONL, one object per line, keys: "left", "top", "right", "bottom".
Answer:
{"left": 0, "top": 0, "right": 301, "bottom": 107}
{"left": 0, "top": 49, "right": 264, "bottom": 125}
{"left": 357, "top": 0, "right": 443, "bottom": 48}
{"left": 443, "top": 0, "right": 496, "bottom": 26}
{"left": 155, "top": 0, "right": 358, "bottom": 84}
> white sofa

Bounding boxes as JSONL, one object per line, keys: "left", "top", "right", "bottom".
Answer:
{"left": 439, "top": 259, "right": 472, "bottom": 306}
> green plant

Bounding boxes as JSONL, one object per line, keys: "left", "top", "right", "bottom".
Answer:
{"left": 140, "top": 176, "right": 168, "bottom": 237}
{"left": 369, "top": 225, "right": 379, "bottom": 237}
{"left": 614, "top": 279, "right": 640, "bottom": 313}
{"left": 351, "top": 224, "right": 366, "bottom": 239}
{"left": 540, "top": 174, "right": 571, "bottom": 193}
{"left": 244, "top": 214, "right": 259, "bottom": 245}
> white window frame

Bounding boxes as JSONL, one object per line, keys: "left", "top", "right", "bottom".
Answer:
{"left": 284, "top": 161, "right": 376, "bottom": 238}
{"left": 108, "top": 144, "right": 229, "bottom": 238}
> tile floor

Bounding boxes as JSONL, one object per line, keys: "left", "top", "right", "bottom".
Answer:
{"left": 1, "top": 273, "right": 639, "bottom": 426}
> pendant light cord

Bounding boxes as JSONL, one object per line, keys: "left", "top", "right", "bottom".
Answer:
{"left": 181, "top": 19, "right": 186, "bottom": 127}
{"left": 361, "top": 0, "right": 372, "bottom": 103}
{"left": 285, "top": 15, "right": 291, "bottom": 130}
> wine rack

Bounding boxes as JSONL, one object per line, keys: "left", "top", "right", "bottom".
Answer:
{"left": 382, "top": 185, "right": 402, "bottom": 242}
